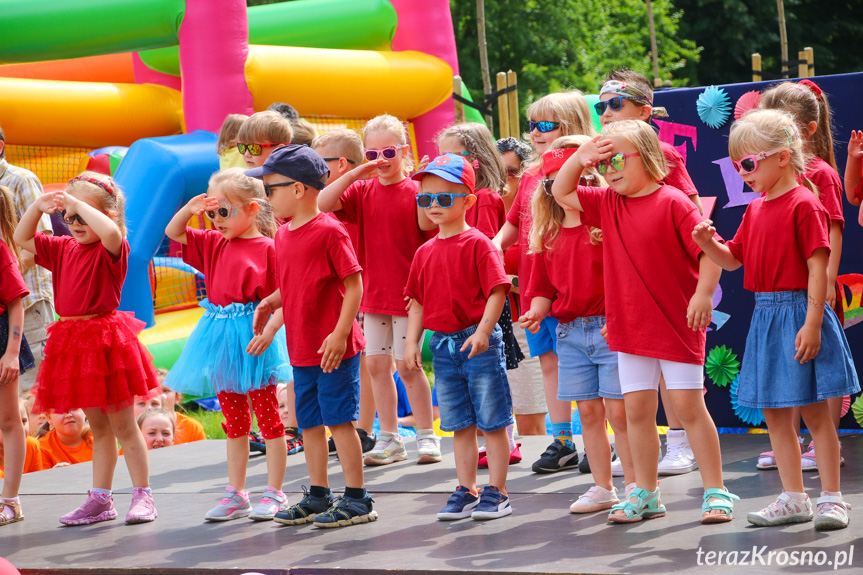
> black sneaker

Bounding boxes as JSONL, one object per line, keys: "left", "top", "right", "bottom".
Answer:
{"left": 313, "top": 493, "right": 378, "bottom": 528}
{"left": 249, "top": 431, "right": 266, "bottom": 455}
{"left": 578, "top": 450, "right": 590, "bottom": 473}
{"left": 328, "top": 435, "right": 337, "bottom": 454}
{"left": 357, "top": 428, "right": 376, "bottom": 453}
{"left": 531, "top": 440, "right": 579, "bottom": 474}
{"left": 273, "top": 486, "right": 333, "bottom": 526}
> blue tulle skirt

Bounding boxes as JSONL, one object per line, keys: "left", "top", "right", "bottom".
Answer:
{"left": 164, "top": 299, "right": 292, "bottom": 396}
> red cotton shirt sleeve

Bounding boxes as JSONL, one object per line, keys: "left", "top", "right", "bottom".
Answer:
{"left": 660, "top": 141, "right": 699, "bottom": 197}
{"left": 334, "top": 179, "right": 367, "bottom": 225}
{"left": 805, "top": 158, "right": 844, "bottom": 230}
{"left": 33, "top": 231, "right": 63, "bottom": 272}
{"left": 525, "top": 251, "right": 557, "bottom": 303}
{"left": 0, "top": 242, "right": 28, "bottom": 316}
{"left": 181, "top": 227, "right": 219, "bottom": 275}
{"left": 574, "top": 186, "right": 607, "bottom": 229}
{"left": 466, "top": 188, "right": 505, "bottom": 239}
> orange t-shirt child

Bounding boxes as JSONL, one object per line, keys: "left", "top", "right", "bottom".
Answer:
{"left": 0, "top": 437, "right": 43, "bottom": 478}
{"left": 38, "top": 429, "right": 94, "bottom": 468}
{"left": 174, "top": 412, "right": 206, "bottom": 445}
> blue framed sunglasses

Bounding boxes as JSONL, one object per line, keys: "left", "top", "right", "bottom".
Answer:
{"left": 594, "top": 95, "right": 643, "bottom": 115}
{"left": 416, "top": 192, "right": 468, "bottom": 209}
{"left": 529, "top": 121, "right": 561, "bottom": 133}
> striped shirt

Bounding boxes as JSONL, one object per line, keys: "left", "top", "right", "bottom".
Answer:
{"left": 0, "top": 158, "right": 54, "bottom": 309}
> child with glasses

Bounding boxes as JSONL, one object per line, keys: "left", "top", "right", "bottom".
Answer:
{"left": 164, "top": 168, "right": 292, "bottom": 523}
{"left": 694, "top": 109, "right": 858, "bottom": 530}
{"left": 492, "top": 91, "right": 595, "bottom": 475}
{"left": 518, "top": 136, "right": 636, "bottom": 515}
{"left": 217, "top": 113, "right": 250, "bottom": 171}
{"left": 250, "top": 144, "right": 376, "bottom": 528}
{"left": 15, "top": 172, "right": 161, "bottom": 525}
{"left": 236, "top": 111, "right": 293, "bottom": 170}
{"left": 404, "top": 154, "right": 514, "bottom": 521}
{"left": 318, "top": 114, "right": 441, "bottom": 467}
{"left": 553, "top": 120, "right": 736, "bottom": 525}
{"left": 598, "top": 69, "right": 704, "bottom": 478}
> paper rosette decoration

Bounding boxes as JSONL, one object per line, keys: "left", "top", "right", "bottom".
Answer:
{"left": 696, "top": 86, "right": 732, "bottom": 129}
{"left": 734, "top": 90, "right": 761, "bottom": 120}
{"left": 730, "top": 376, "right": 765, "bottom": 427}
{"left": 852, "top": 396, "right": 863, "bottom": 427}
{"left": 705, "top": 345, "right": 740, "bottom": 387}
{"left": 842, "top": 395, "right": 851, "bottom": 417}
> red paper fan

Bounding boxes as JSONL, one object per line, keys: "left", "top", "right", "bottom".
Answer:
{"left": 842, "top": 395, "right": 851, "bottom": 417}
{"left": 734, "top": 90, "right": 762, "bottom": 120}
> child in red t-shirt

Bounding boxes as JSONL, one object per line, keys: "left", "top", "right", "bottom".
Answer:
{"left": 694, "top": 109, "right": 859, "bottom": 530}
{"left": 16, "top": 171, "right": 160, "bottom": 525}
{"left": 519, "top": 139, "right": 635, "bottom": 514}
{"left": 596, "top": 69, "right": 704, "bottom": 477}
{"left": 404, "top": 154, "right": 513, "bottom": 521}
{"left": 760, "top": 80, "right": 848, "bottom": 469}
{"left": 236, "top": 111, "right": 293, "bottom": 171}
{"left": 0, "top": 186, "right": 35, "bottom": 525}
{"left": 317, "top": 114, "right": 441, "bottom": 467}
{"left": 554, "top": 120, "right": 735, "bottom": 524}
{"left": 165, "top": 168, "right": 291, "bottom": 522}
{"left": 251, "top": 144, "right": 375, "bottom": 528}
{"left": 492, "top": 92, "right": 597, "bottom": 473}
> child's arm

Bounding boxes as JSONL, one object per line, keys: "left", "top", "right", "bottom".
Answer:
{"left": 56, "top": 192, "right": 123, "bottom": 257}
{"left": 687, "top": 256, "right": 721, "bottom": 330}
{"left": 688, "top": 194, "right": 705, "bottom": 215}
{"left": 517, "top": 296, "right": 552, "bottom": 334}
{"left": 403, "top": 298, "right": 425, "bottom": 371}
{"left": 165, "top": 193, "right": 219, "bottom": 245}
{"left": 461, "top": 284, "right": 508, "bottom": 359}
{"left": 826, "top": 223, "right": 842, "bottom": 310}
{"left": 795, "top": 247, "right": 829, "bottom": 364}
{"left": 844, "top": 130, "right": 863, "bottom": 207}
{"left": 247, "top": 308, "right": 284, "bottom": 357}
{"left": 492, "top": 221, "right": 519, "bottom": 256}
{"left": 318, "top": 271, "right": 362, "bottom": 373}
{"left": 552, "top": 135, "right": 613, "bottom": 211}
{"left": 692, "top": 220, "right": 742, "bottom": 271}
{"left": 252, "top": 288, "right": 282, "bottom": 335}
{"left": 0, "top": 296, "right": 24, "bottom": 386}
{"left": 317, "top": 160, "right": 386, "bottom": 213}
{"left": 13, "top": 191, "right": 59, "bottom": 254}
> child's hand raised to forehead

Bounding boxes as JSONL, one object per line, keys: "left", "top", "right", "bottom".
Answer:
{"left": 575, "top": 135, "right": 614, "bottom": 168}
{"left": 34, "top": 190, "right": 64, "bottom": 214}
{"left": 691, "top": 220, "right": 717, "bottom": 247}
{"left": 849, "top": 130, "right": 863, "bottom": 159}
{"left": 416, "top": 155, "right": 431, "bottom": 174}
{"left": 186, "top": 193, "right": 219, "bottom": 215}
{"left": 352, "top": 158, "right": 388, "bottom": 181}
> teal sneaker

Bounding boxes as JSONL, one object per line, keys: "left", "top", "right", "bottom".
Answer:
{"left": 313, "top": 493, "right": 378, "bottom": 528}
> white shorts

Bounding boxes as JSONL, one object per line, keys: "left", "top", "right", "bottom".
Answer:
{"left": 363, "top": 313, "right": 424, "bottom": 361}
{"left": 617, "top": 352, "right": 703, "bottom": 394}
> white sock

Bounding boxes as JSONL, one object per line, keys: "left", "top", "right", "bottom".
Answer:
{"left": 91, "top": 488, "right": 112, "bottom": 499}
{"left": 134, "top": 487, "right": 153, "bottom": 496}
{"left": 506, "top": 424, "right": 516, "bottom": 451}
{"left": 417, "top": 428, "right": 435, "bottom": 438}
{"left": 786, "top": 491, "right": 808, "bottom": 502}
{"left": 821, "top": 491, "right": 843, "bottom": 499}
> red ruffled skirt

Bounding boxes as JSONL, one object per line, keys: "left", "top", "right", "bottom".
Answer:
{"left": 33, "top": 311, "right": 160, "bottom": 414}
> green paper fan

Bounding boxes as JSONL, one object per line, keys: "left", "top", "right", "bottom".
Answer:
{"left": 705, "top": 345, "right": 740, "bottom": 388}
{"left": 852, "top": 395, "right": 863, "bottom": 427}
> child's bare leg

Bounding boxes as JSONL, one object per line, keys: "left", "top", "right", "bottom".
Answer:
{"left": 763, "top": 408, "right": 804, "bottom": 493}
{"left": 0, "top": 380, "right": 25, "bottom": 498}
{"left": 623, "top": 390, "right": 659, "bottom": 489}
{"left": 107, "top": 406, "right": 150, "bottom": 488}
{"left": 303, "top": 425, "right": 329, "bottom": 488}
{"left": 265, "top": 437, "right": 287, "bottom": 489}
{"left": 226, "top": 437, "right": 249, "bottom": 491}
{"left": 801, "top": 401, "right": 841, "bottom": 492}
{"left": 331, "top": 422, "right": 364, "bottom": 487}
{"left": 515, "top": 412, "right": 547, "bottom": 435}
{"left": 668, "top": 389, "right": 722, "bottom": 488}
{"left": 366, "top": 355, "right": 398, "bottom": 432}
{"left": 484, "top": 427, "right": 510, "bottom": 489}
{"left": 659, "top": 376, "right": 682, "bottom": 427}
{"left": 396, "top": 360, "right": 434, "bottom": 430}
{"left": 539, "top": 352, "right": 569, "bottom": 425}
{"left": 825, "top": 396, "right": 843, "bottom": 430}
{"left": 358, "top": 355, "right": 375, "bottom": 431}
{"left": 605, "top": 398, "right": 634, "bottom": 484}
{"left": 579, "top": 398, "right": 612, "bottom": 489}
{"left": 284, "top": 382, "right": 298, "bottom": 428}
{"left": 84, "top": 409, "right": 118, "bottom": 490}
{"left": 453, "top": 427, "right": 479, "bottom": 492}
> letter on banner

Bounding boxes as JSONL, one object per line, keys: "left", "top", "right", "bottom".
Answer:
{"left": 714, "top": 157, "right": 760, "bottom": 209}
{"left": 653, "top": 119, "right": 698, "bottom": 163}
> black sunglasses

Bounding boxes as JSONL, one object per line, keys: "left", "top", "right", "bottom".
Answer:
{"left": 263, "top": 181, "right": 299, "bottom": 198}
{"left": 60, "top": 211, "right": 86, "bottom": 226}
{"left": 593, "top": 95, "right": 642, "bottom": 115}
{"left": 321, "top": 157, "right": 357, "bottom": 165}
{"left": 415, "top": 192, "right": 468, "bottom": 209}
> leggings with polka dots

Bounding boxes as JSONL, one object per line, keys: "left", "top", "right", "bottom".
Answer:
{"left": 218, "top": 385, "right": 285, "bottom": 440}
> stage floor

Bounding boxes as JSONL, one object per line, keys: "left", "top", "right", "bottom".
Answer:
{"left": 1, "top": 434, "right": 860, "bottom": 574}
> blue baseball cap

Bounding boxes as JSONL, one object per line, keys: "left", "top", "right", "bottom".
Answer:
{"left": 411, "top": 153, "right": 475, "bottom": 193}
{"left": 244, "top": 144, "right": 330, "bottom": 190}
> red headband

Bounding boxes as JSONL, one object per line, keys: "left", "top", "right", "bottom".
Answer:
{"left": 541, "top": 147, "right": 578, "bottom": 177}
{"left": 69, "top": 176, "right": 115, "bottom": 196}
{"left": 798, "top": 79, "right": 822, "bottom": 98}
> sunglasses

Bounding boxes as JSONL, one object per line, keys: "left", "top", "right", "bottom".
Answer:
{"left": 204, "top": 203, "right": 242, "bottom": 221}
{"left": 732, "top": 150, "right": 781, "bottom": 175}
{"left": 593, "top": 96, "right": 642, "bottom": 115}
{"left": 596, "top": 152, "right": 640, "bottom": 175}
{"left": 364, "top": 145, "right": 408, "bottom": 161}
{"left": 505, "top": 167, "right": 522, "bottom": 178}
{"left": 542, "top": 176, "right": 595, "bottom": 197}
{"left": 321, "top": 157, "right": 357, "bottom": 165}
{"left": 416, "top": 192, "right": 468, "bottom": 209}
{"left": 263, "top": 181, "right": 299, "bottom": 198}
{"left": 237, "top": 143, "right": 284, "bottom": 156}
{"left": 529, "top": 121, "right": 560, "bottom": 133}
{"left": 60, "top": 211, "right": 86, "bottom": 226}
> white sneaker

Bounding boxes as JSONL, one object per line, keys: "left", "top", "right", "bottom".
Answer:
{"left": 814, "top": 495, "right": 851, "bottom": 531}
{"left": 610, "top": 445, "right": 624, "bottom": 477}
{"left": 249, "top": 487, "right": 288, "bottom": 521}
{"left": 570, "top": 485, "right": 619, "bottom": 514}
{"left": 657, "top": 430, "right": 698, "bottom": 475}
{"left": 416, "top": 433, "right": 442, "bottom": 464}
{"left": 363, "top": 433, "right": 407, "bottom": 466}
{"left": 747, "top": 493, "right": 813, "bottom": 527}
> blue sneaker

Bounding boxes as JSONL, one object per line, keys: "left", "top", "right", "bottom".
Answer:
{"left": 471, "top": 486, "right": 512, "bottom": 521}
{"left": 313, "top": 493, "right": 378, "bottom": 528}
{"left": 437, "top": 486, "right": 479, "bottom": 521}
{"left": 274, "top": 486, "right": 333, "bottom": 526}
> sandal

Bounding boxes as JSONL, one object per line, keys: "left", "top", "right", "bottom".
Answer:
{"left": 0, "top": 500, "right": 24, "bottom": 526}
{"left": 608, "top": 487, "right": 666, "bottom": 523}
{"left": 701, "top": 487, "right": 739, "bottom": 524}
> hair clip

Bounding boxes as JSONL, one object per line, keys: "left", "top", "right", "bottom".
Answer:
{"left": 798, "top": 79, "right": 823, "bottom": 98}
{"left": 782, "top": 125, "right": 798, "bottom": 143}
{"left": 472, "top": 159, "right": 480, "bottom": 169}
{"left": 69, "top": 176, "right": 115, "bottom": 196}
{"left": 650, "top": 106, "right": 669, "bottom": 119}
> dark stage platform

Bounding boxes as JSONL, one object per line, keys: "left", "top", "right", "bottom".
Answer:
{"left": 1, "top": 434, "right": 861, "bottom": 574}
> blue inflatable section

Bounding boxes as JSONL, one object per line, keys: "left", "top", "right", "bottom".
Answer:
{"left": 115, "top": 130, "right": 219, "bottom": 327}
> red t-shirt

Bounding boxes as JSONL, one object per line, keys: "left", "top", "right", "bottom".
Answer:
{"left": 726, "top": 186, "right": 830, "bottom": 293}
{"left": 336, "top": 178, "right": 429, "bottom": 316}
{"left": 405, "top": 227, "right": 510, "bottom": 333}
{"left": 466, "top": 187, "right": 505, "bottom": 239}
{"left": 504, "top": 168, "right": 542, "bottom": 306}
{"left": 34, "top": 233, "right": 128, "bottom": 317}
{"left": 578, "top": 185, "right": 710, "bottom": 365}
{"left": 525, "top": 225, "right": 605, "bottom": 323}
{"left": 182, "top": 228, "right": 277, "bottom": 306}
{"left": 804, "top": 157, "right": 844, "bottom": 231}
{"left": 660, "top": 141, "right": 699, "bottom": 198}
{"left": 276, "top": 213, "right": 365, "bottom": 366}
{"left": 0, "top": 242, "right": 28, "bottom": 317}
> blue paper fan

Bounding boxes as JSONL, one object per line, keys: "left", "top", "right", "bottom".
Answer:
{"left": 696, "top": 86, "right": 732, "bottom": 129}
{"left": 729, "top": 376, "right": 765, "bottom": 427}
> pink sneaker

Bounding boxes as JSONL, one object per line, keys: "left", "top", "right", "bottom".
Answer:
{"left": 478, "top": 443, "right": 523, "bottom": 468}
{"left": 126, "top": 488, "right": 157, "bottom": 524}
{"left": 60, "top": 491, "right": 119, "bottom": 526}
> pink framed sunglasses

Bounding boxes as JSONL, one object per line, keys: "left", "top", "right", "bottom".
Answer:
{"left": 732, "top": 149, "right": 782, "bottom": 175}
{"left": 364, "top": 144, "right": 409, "bottom": 161}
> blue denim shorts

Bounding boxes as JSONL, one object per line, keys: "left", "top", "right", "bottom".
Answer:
{"left": 430, "top": 324, "right": 514, "bottom": 432}
{"left": 291, "top": 353, "right": 361, "bottom": 429}
{"left": 556, "top": 316, "right": 622, "bottom": 401}
{"left": 739, "top": 291, "right": 860, "bottom": 409}
{"left": 525, "top": 315, "right": 559, "bottom": 357}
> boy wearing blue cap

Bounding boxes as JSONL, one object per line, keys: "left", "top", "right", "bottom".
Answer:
{"left": 404, "top": 154, "right": 514, "bottom": 521}
{"left": 249, "top": 145, "right": 376, "bottom": 529}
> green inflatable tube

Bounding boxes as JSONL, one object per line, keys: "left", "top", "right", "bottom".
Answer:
{"left": 460, "top": 80, "right": 488, "bottom": 126}
{"left": 138, "top": 0, "right": 398, "bottom": 77}
{"left": 0, "top": 0, "right": 185, "bottom": 64}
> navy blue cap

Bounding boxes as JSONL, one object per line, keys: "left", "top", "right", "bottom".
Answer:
{"left": 244, "top": 144, "right": 330, "bottom": 190}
